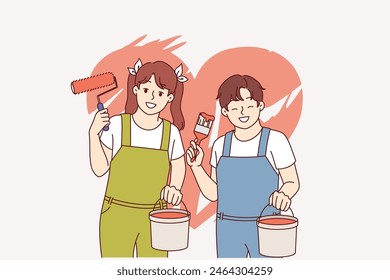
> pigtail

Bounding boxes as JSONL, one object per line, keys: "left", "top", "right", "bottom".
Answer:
{"left": 171, "top": 82, "right": 185, "bottom": 131}
{"left": 125, "top": 69, "right": 138, "bottom": 114}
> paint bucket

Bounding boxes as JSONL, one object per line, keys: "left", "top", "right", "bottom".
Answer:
{"left": 149, "top": 200, "right": 191, "bottom": 251}
{"left": 257, "top": 206, "right": 298, "bottom": 257}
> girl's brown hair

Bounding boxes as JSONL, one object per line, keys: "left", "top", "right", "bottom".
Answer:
{"left": 125, "top": 61, "right": 185, "bottom": 130}
{"left": 217, "top": 74, "right": 265, "bottom": 110}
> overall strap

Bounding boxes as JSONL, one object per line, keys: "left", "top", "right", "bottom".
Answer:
{"left": 258, "top": 127, "right": 270, "bottom": 157}
{"left": 160, "top": 120, "right": 171, "bottom": 151}
{"left": 222, "top": 131, "right": 233, "bottom": 157}
{"left": 121, "top": 114, "right": 131, "bottom": 146}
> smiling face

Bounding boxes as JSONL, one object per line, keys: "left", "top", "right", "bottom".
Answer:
{"left": 221, "top": 88, "right": 264, "bottom": 129}
{"left": 133, "top": 74, "right": 174, "bottom": 115}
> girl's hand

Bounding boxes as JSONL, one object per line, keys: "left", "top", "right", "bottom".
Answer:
{"left": 161, "top": 185, "right": 183, "bottom": 206}
{"left": 269, "top": 191, "right": 291, "bottom": 212}
{"left": 89, "top": 109, "right": 110, "bottom": 135}
{"left": 186, "top": 141, "right": 204, "bottom": 167}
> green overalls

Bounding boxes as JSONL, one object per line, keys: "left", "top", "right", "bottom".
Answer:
{"left": 99, "top": 114, "right": 170, "bottom": 257}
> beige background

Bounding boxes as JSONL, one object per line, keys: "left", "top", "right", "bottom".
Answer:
{"left": 1, "top": 0, "right": 389, "bottom": 260}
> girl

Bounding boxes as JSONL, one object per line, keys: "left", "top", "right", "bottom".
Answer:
{"left": 89, "top": 59, "right": 187, "bottom": 257}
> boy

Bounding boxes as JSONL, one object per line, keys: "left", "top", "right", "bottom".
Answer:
{"left": 186, "top": 74, "right": 300, "bottom": 258}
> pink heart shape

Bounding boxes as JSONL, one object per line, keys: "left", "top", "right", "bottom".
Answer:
{"left": 86, "top": 35, "right": 303, "bottom": 228}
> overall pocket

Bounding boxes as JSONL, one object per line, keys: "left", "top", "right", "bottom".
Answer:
{"left": 100, "top": 199, "right": 112, "bottom": 215}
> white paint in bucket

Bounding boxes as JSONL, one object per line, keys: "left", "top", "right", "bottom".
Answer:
{"left": 149, "top": 209, "right": 191, "bottom": 251}
{"left": 257, "top": 215, "right": 298, "bottom": 257}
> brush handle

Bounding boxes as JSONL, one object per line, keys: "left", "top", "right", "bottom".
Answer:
{"left": 190, "top": 139, "right": 201, "bottom": 162}
{"left": 97, "top": 103, "right": 109, "bottom": 131}
{"left": 190, "top": 150, "right": 199, "bottom": 163}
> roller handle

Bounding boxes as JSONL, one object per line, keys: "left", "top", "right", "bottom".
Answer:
{"left": 97, "top": 103, "right": 109, "bottom": 131}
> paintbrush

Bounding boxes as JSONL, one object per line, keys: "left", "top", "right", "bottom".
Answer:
{"left": 191, "top": 112, "right": 215, "bottom": 162}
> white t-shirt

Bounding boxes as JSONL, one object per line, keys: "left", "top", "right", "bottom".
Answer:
{"left": 100, "top": 115, "right": 184, "bottom": 161}
{"left": 210, "top": 129, "right": 296, "bottom": 173}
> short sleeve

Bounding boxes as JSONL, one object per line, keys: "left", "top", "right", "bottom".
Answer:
{"left": 100, "top": 115, "right": 121, "bottom": 150}
{"left": 210, "top": 136, "right": 225, "bottom": 168}
{"left": 169, "top": 125, "right": 185, "bottom": 160}
{"left": 268, "top": 130, "right": 296, "bottom": 169}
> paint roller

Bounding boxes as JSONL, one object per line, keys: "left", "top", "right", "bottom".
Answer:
{"left": 71, "top": 72, "right": 117, "bottom": 131}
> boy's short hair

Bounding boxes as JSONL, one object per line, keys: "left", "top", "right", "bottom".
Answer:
{"left": 217, "top": 74, "right": 265, "bottom": 110}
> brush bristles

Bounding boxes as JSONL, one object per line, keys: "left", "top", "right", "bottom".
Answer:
{"left": 197, "top": 114, "right": 214, "bottom": 128}
{"left": 194, "top": 124, "right": 210, "bottom": 135}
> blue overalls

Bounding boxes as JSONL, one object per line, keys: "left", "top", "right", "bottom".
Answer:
{"left": 216, "top": 128, "right": 279, "bottom": 258}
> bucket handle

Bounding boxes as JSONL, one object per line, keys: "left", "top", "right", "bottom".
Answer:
{"left": 259, "top": 204, "right": 294, "bottom": 218}
{"left": 153, "top": 199, "right": 167, "bottom": 211}
{"left": 153, "top": 199, "right": 190, "bottom": 215}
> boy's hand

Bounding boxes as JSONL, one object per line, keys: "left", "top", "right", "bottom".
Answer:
{"left": 161, "top": 185, "right": 182, "bottom": 206}
{"left": 269, "top": 191, "right": 291, "bottom": 211}
{"left": 186, "top": 141, "right": 204, "bottom": 167}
